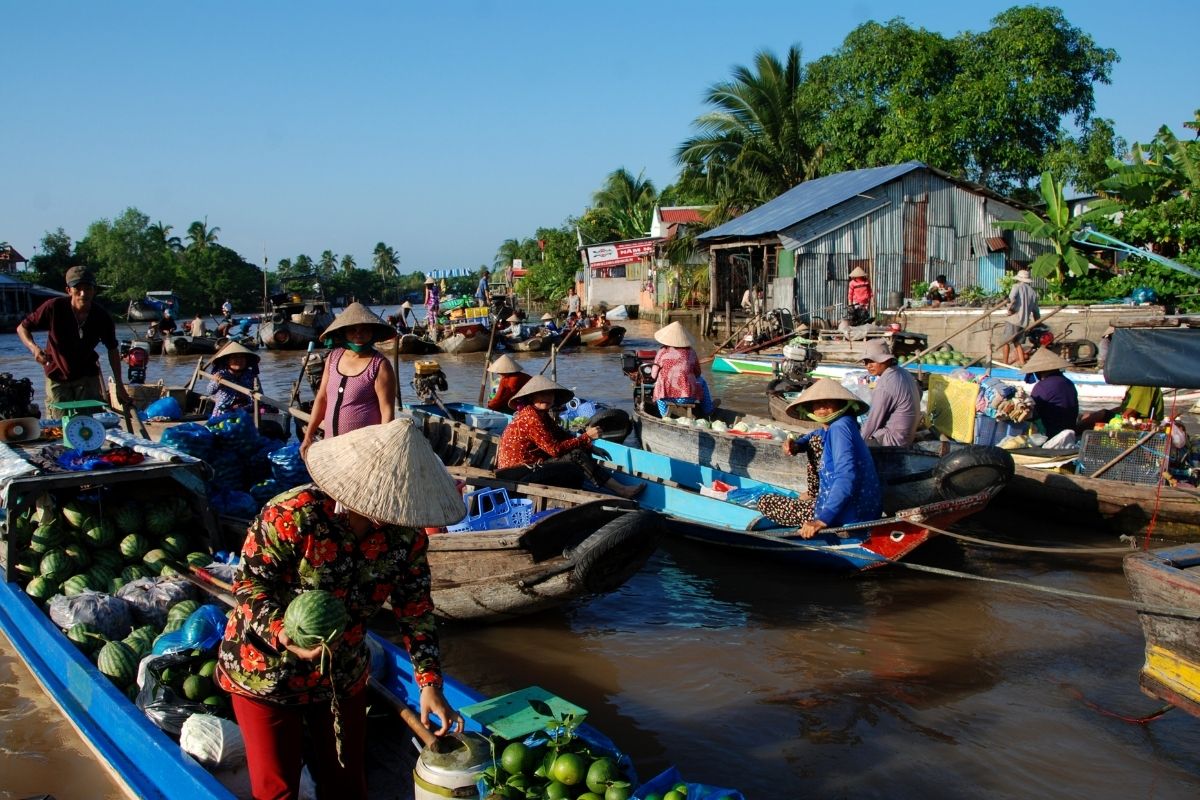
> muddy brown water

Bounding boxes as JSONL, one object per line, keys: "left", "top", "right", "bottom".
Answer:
{"left": 1, "top": 316, "right": 1198, "bottom": 799}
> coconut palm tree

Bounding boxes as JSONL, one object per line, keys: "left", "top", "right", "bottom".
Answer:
{"left": 372, "top": 242, "right": 399, "bottom": 280}
{"left": 149, "top": 221, "right": 183, "bottom": 252}
{"left": 340, "top": 254, "right": 357, "bottom": 274}
{"left": 186, "top": 219, "right": 220, "bottom": 250}
{"left": 494, "top": 239, "right": 523, "bottom": 271}
{"left": 676, "top": 45, "right": 826, "bottom": 211}
{"left": 318, "top": 250, "right": 338, "bottom": 278}
{"left": 588, "top": 168, "right": 657, "bottom": 242}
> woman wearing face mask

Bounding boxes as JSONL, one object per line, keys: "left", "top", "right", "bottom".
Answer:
{"left": 300, "top": 303, "right": 397, "bottom": 458}
{"left": 756, "top": 379, "right": 882, "bottom": 539}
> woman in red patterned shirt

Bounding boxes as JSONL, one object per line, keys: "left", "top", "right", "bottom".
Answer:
{"left": 485, "top": 354, "right": 531, "bottom": 412}
{"left": 495, "top": 375, "right": 643, "bottom": 498}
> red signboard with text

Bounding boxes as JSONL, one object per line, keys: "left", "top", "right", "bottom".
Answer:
{"left": 585, "top": 239, "right": 657, "bottom": 270}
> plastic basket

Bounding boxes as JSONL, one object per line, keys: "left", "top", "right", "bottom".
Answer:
{"left": 1078, "top": 429, "right": 1167, "bottom": 485}
{"left": 446, "top": 488, "right": 534, "bottom": 532}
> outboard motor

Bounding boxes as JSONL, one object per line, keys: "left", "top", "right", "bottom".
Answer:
{"left": 125, "top": 341, "right": 149, "bottom": 385}
{"left": 411, "top": 359, "right": 449, "bottom": 404}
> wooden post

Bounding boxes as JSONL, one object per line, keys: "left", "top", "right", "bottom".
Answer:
{"left": 725, "top": 299, "right": 731, "bottom": 341}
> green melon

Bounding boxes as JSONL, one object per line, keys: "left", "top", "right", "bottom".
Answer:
{"left": 283, "top": 590, "right": 349, "bottom": 649}
{"left": 107, "top": 576, "right": 127, "bottom": 593}
{"left": 142, "top": 548, "right": 171, "bottom": 575}
{"left": 87, "top": 564, "right": 117, "bottom": 588}
{"left": 13, "top": 550, "right": 40, "bottom": 580}
{"left": 197, "top": 659, "right": 218, "bottom": 679}
{"left": 163, "top": 618, "right": 184, "bottom": 633}
{"left": 30, "top": 523, "right": 64, "bottom": 553}
{"left": 145, "top": 502, "right": 180, "bottom": 536}
{"left": 83, "top": 522, "right": 117, "bottom": 549}
{"left": 167, "top": 600, "right": 201, "bottom": 625}
{"left": 24, "top": 576, "right": 56, "bottom": 603}
{"left": 61, "top": 500, "right": 93, "bottom": 529}
{"left": 112, "top": 503, "right": 143, "bottom": 534}
{"left": 91, "top": 549, "right": 124, "bottom": 572}
{"left": 66, "top": 622, "right": 102, "bottom": 654}
{"left": 63, "top": 543, "right": 91, "bottom": 570}
{"left": 121, "top": 564, "right": 151, "bottom": 582}
{"left": 39, "top": 549, "right": 73, "bottom": 583}
{"left": 119, "top": 534, "right": 150, "bottom": 561}
{"left": 186, "top": 551, "right": 211, "bottom": 568}
{"left": 96, "top": 640, "right": 139, "bottom": 686}
{"left": 160, "top": 534, "right": 189, "bottom": 559}
{"left": 123, "top": 634, "right": 151, "bottom": 658}
{"left": 32, "top": 493, "right": 57, "bottom": 526}
{"left": 62, "top": 573, "right": 95, "bottom": 596}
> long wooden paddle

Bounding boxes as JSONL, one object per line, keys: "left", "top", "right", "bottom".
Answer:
{"left": 478, "top": 311, "right": 502, "bottom": 404}
{"left": 198, "top": 369, "right": 312, "bottom": 423}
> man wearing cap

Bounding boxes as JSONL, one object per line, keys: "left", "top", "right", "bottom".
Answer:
{"left": 1002, "top": 269, "right": 1040, "bottom": 367}
{"left": 858, "top": 339, "right": 922, "bottom": 447}
{"left": 17, "top": 266, "right": 129, "bottom": 417}
{"left": 1021, "top": 348, "right": 1078, "bottom": 439}
{"left": 475, "top": 269, "right": 491, "bottom": 308}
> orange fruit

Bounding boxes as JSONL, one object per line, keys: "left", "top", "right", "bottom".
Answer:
{"left": 586, "top": 757, "right": 620, "bottom": 793}
{"left": 551, "top": 752, "right": 587, "bottom": 786}
{"left": 500, "top": 742, "right": 530, "bottom": 776}
{"left": 606, "top": 782, "right": 634, "bottom": 800}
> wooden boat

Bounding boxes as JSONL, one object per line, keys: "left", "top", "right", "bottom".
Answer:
{"left": 257, "top": 297, "right": 336, "bottom": 351}
{"left": 711, "top": 354, "right": 782, "bottom": 375}
{"left": 408, "top": 406, "right": 1003, "bottom": 572}
{"left": 1124, "top": 544, "right": 1200, "bottom": 717}
{"left": 439, "top": 324, "right": 490, "bottom": 355}
{"left": 127, "top": 291, "right": 180, "bottom": 323}
{"left": 375, "top": 333, "right": 440, "bottom": 356}
{"left": 578, "top": 324, "right": 626, "bottom": 348}
{"left": 502, "top": 335, "right": 548, "bottom": 352}
{"left": 162, "top": 334, "right": 220, "bottom": 357}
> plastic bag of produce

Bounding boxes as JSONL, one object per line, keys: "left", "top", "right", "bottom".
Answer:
{"left": 268, "top": 442, "right": 310, "bottom": 486}
{"left": 145, "top": 396, "right": 183, "bottom": 421}
{"left": 152, "top": 604, "right": 230, "bottom": 656}
{"left": 135, "top": 651, "right": 220, "bottom": 738}
{"left": 160, "top": 422, "right": 214, "bottom": 460}
{"left": 117, "top": 577, "right": 198, "bottom": 628}
{"left": 210, "top": 488, "right": 259, "bottom": 518}
{"left": 632, "top": 766, "right": 745, "bottom": 800}
{"left": 47, "top": 589, "right": 133, "bottom": 640}
{"left": 207, "top": 408, "right": 260, "bottom": 455}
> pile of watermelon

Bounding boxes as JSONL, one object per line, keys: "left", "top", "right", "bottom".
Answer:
{"left": 8, "top": 490, "right": 228, "bottom": 707}
{"left": 916, "top": 348, "right": 974, "bottom": 367}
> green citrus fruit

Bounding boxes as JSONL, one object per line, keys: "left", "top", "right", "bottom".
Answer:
{"left": 545, "top": 780, "right": 571, "bottom": 800}
{"left": 643, "top": 793, "right": 663, "bottom": 800}
{"left": 551, "top": 752, "right": 587, "bottom": 786}
{"left": 606, "top": 782, "right": 633, "bottom": 800}
{"left": 664, "top": 791, "right": 685, "bottom": 800}
{"left": 586, "top": 757, "right": 620, "bottom": 793}
{"left": 500, "top": 742, "right": 530, "bottom": 776}
{"left": 578, "top": 794, "right": 603, "bottom": 800}
{"left": 672, "top": 783, "right": 689, "bottom": 795}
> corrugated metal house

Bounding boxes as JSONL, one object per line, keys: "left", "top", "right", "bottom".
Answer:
{"left": 697, "top": 161, "right": 1051, "bottom": 324}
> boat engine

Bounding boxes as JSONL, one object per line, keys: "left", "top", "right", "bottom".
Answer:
{"left": 125, "top": 341, "right": 150, "bottom": 385}
{"left": 412, "top": 359, "right": 449, "bottom": 404}
{"left": 778, "top": 340, "right": 821, "bottom": 383}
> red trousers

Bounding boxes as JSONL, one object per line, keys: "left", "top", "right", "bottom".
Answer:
{"left": 231, "top": 688, "right": 368, "bottom": 800}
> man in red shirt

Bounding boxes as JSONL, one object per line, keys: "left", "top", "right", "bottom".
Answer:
{"left": 17, "top": 265, "right": 129, "bottom": 418}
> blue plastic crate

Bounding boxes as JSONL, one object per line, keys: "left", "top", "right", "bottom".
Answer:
{"left": 973, "top": 413, "right": 1029, "bottom": 446}
{"left": 446, "top": 487, "right": 534, "bottom": 532}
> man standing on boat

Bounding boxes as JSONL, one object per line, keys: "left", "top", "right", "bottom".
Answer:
{"left": 475, "top": 268, "right": 492, "bottom": 308}
{"left": 858, "top": 339, "right": 921, "bottom": 447}
{"left": 17, "top": 265, "right": 130, "bottom": 417}
{"left": 1002, "top": 269, "right": 1040, "bottom": 367}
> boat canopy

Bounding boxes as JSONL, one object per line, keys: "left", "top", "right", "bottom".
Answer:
{"left": 1105, "top": 326, "right": 1200, "bottom": 389}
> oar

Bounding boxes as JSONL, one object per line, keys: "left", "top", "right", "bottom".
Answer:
{"left": 478, "top": 313, "right": 502, "bottom": 404}
{"left": 898, "top": 299, "right": 1009, "bottom": 368}
{"left": 963, "top": 304, "right": 1065, "bottom": 369}
{"left": 289, "top": 342, "right": 316, "bottom": 409}
{"left": 198, "top": 369, "right": 312, "bottom": 423}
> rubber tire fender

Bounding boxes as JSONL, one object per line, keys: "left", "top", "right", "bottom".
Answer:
{"left": 933, "top": 445, "right": 1015, "bottom": 499}
{"left": 172, "top": 338, "right": 190, "bottom": 355}
{"left": 585, "top": 408, "right": 632, "bottom": 443}
{"left": 273, "top": 329, "right": 292, "bottom": 346}
{"left": 570, "top": 509, "right": 660, "bottom": 594}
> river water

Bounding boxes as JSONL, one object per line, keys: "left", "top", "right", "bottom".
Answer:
{"left": 1, "top": 315, "right": 1198, "bottom": 799}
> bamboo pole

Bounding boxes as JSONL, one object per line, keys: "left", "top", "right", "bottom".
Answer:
{"left": 965, "top": 305, "right": 1065, "bottom": 369}
{"left": 198, "top": 369, "right": 311, "bottom": 423}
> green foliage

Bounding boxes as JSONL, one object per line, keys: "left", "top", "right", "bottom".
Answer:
{"left": 75, "top": 207, "right": 178, "bottom": 305}
{"left": 580, "top": 168, "right": 657, "bottom": 244}
{"left": 520, "top": 226, "right": 581, "bottom": 303}
{"left": 1099, "top": 110, "right": 1200, "bottom": 208}
{"left": 26, "top": 228, "right": 78, "bottom": 288}
{"left": 909, "top": 280, "right": 930, "bottom": 300}
{"left": 176, "top": 244, "right": 262, "bottom": 313}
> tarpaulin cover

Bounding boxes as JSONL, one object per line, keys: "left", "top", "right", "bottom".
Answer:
{"left": 1104, "top": 327, "right": 1200, "bottom": 389}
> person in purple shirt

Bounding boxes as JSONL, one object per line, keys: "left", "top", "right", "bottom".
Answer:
{"left": 1021, "top": 348, "right": 1078, "bottom": 438}
{"left": 858, "top": 339, "right": 921, "bottom": 446}
{"left": 17, "top": 265, "right": 129, "bottom": 417}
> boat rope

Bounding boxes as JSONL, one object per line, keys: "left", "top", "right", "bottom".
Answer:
{"left": 1142, "top": 392, "right": 1178, "bottom": 549}
{"left": 919, "top": 521, "right": 1137, "bottom": 555}
{"left": 1061, "top": 684, "right": 1176, "bottom": 725}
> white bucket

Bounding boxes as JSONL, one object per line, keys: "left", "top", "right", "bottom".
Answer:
{"left": 412, "top": 732, "right": 490, "bottom": 800}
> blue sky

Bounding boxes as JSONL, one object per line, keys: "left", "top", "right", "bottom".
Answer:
{"left": 4, "top": 1, "right": 1196, "bottom": 274}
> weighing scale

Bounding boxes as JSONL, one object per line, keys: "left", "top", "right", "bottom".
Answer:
{"left": 48, "top": 400, "right": 108, "bottom": 452}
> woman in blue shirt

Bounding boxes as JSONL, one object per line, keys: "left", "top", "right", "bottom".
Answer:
{"left": 758, "top": 379, "right": 883, "bottom": 538}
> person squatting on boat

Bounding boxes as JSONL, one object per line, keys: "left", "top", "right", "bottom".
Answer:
{"left": 17, "top": 265, "right": 130, "bottom": 416}
{"left": 757, "top": 380, "right": 883, "bottom": 538}
{"left": 216, "top": 420, "right": 465, "bottom": 800}
{"left": 301, "top": 303, "right": 397, "bottom": 458}
{"left": 206, "top": 340, "right": 263, "bottom": 420}
{"left": 540, "top": 312, "right": 560, "bottom": 333}
{"left": 495, "top": 375, "right": 644, "bottom": 499}
{"left": 846, "top": 265, "right": 873, "bottom": 325}
{"left": 857, "top": 339, "right": 921, "bottom": 447}
{"left": 649, "top": 321, "right": 714, "bottom": 417}
{"left": 1020, "top": 348, "right": 1079, "bottom": 442}
{"left": 485, "top": 354, "right": 531, "bottom": 412}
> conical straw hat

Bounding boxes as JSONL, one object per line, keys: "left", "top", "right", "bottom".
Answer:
{"left": 849, "top": 266, "right": 868, "bottom": 278}
{"left": 654, "top": 321, "right": 694, "bottom": 348}
{"left": 784, "top": 378, "right": 869, "bottom": 421}
{"left": 541, "top": 313, "right": 555, "bottom": 321}
{"left": 509, "top": 374, "right": 574, "bottom": 409}
{"left": 304, "top": 419, "right": 465, "bottom": 527}
{"left": 320, "top": 302, "right": 395, "bottom": 344}
{"left": 210, "top": 339, "right": 260, "bottom": 367}
{"left": 507, "top": 313, "right": 522, "bottom": 323}
{"left": 487, "top": 354, "right": 524, "bottom": 374}
{"left": 0, "top": 417, "right": 41, "bottom": 443}
{"left": 1020, "top": 348, "right": 1070, "bottom": 374}
{"left": 424, "top": 276, "right": 435, "bottom": 285}
{"left": 401, "top": 301, "right": 412, "bottom": 310}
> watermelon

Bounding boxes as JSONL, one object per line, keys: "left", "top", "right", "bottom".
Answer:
{"left": 186, "top": 551, "right": 212, "bottom": 568}
{"left": 159, "top": 563, "right": 183, "bottom": 578}
{"left": 24, "top": 576, "right": 56, "bottom": 603}
{"left": 119, "top": 533, "right": 150, "bottom": 560}
{"left": 84, "top": 522, "right": 117, "bottom": 549}
{"left": 145, "top": 501, "right": 182, "bottom": 536}
{"left": 30, "top": 523, "right": 64, "bottom": 553}
{"left": 66, "top": 622, "right": 102, "bottom": 654}
{"left": 112, "top": 502, "right": 143, "bottom": 534}
{"left": 62, "top": 574, "right": 95, "bottom": 596}
{"left": 63, "top": 543, "right": 91, "bottom": 570}
{"left": 167, "top": 599, "right": 202, "bottom": 625}
{"left": 91, "top": 549, "right": 124, "bottom": 572}
{"left": 39, "top": 549, "right": 73, "bottom": 583}
{"left": 87, "top": 564, "right": 117, "bottom": 588}
{"left": 121, "top": 564, "right": 151, "bottom": 582}
{"left": 160, "top": 534, "right": 189, "bottom": 559}
{"left": 283, "top": 590, "right": 348, "bottom": 649}
{"left": 32, "top": 493, "right": 57, "bottom": 525}
{"left": 61, "top": 500, "right": 93, "bottom": 529}
{"left": 96, "top": 640, "right": 139, "bottom": 686}
{"left": 107, "top": 576, "right": 127, "bottom": 594}
{"left": 163, "top": 618, "right": 184, "bottom": 633}
{"left": 123, "top": 634, "right": 151, "bottom": 658}
{"left": 13, "top": 550, "right": 40, "bottom": 580}
{"left": 142, "top": 548, "right": 172, "bottom": 575}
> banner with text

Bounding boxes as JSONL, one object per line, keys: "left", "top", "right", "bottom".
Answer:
{"left": 585, "top": 239, "right": 657, "bottom": 270}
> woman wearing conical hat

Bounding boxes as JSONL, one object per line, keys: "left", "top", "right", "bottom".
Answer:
{"left": 206, "top": 339, "right": 262, "bottom": 420}
{"left": 756, "top": 379, "right": 882, "bottom": 538}
{"left": 300, "top": 303, "right": 398, "bottom": 458}
{"left": 485, "top": 354, "right": 531, "bottom": 412}
{"left": 495, "top": 375, "right": 644, "bottom": 499}
{"left": 217, "top": 420, "right": 466, "bottom": 799}
{"left": 1021, "top": 348, "right": 1078, "bottom": 439}
{"left": 847, "top": 265, "right": 873, "bottom": 319}
{"left": 650, "top": 321, "right": 714, "bottom": 417}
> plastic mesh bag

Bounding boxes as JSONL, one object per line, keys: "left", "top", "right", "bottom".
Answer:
{"left": 160, "top": 422, "right": 215, "bottom": 460}
{"left": 632, "top": 766, "right": 744, "bottom": 800}
{"left": 117, "top": 577, "right": 198, "bottom": 628}
{"left": 135, "top": 651, "right": 219, "bottom": 738}
{"left": 48, "top": 589, "right": 133, "bottom": 640}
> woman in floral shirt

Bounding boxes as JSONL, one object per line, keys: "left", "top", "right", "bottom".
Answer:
{"left": 495, "top": 375, "right": 643, "bottom": 498}
{"left": 217, "top": 419, "right": 468, "bottom": 799}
